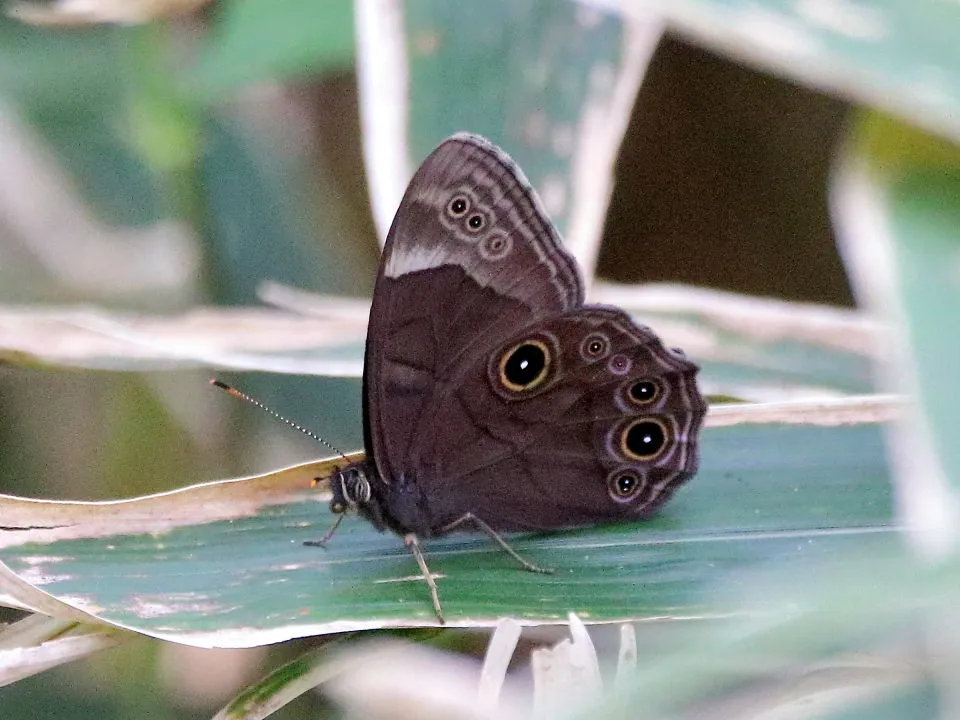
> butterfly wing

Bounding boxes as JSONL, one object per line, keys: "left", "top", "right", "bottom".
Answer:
{"left": 364, "top": 134, "right": 582, "bottom": 496}
{"left": 420, "top": 307, "right": 706, "bottom": 531}
{"left": 363, "top": 134, "right": 705, "bottom": 536}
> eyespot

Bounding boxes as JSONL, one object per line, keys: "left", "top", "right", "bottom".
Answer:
{"left": 480, "top": 232, "right": 512, "bottom": 260}
{"left": 447, "top": 195, "right": 470, "bottom": 217}
{"left": 607, "top": 354, "right": 632, "bottom": 376}
{"left": 329, "top": 499, "right": 347, "bottom": 514}
{"left": 619, "top": 418, "right": 668, "bottom": 461}
{"left": 498, "top": 339, "right": 551, "bottom": 392}
{"left": 467, "top": 213, "right": 485, "bottom": 231}
{"left": 607, "top": 469, "right": 646, "bottom": 503}
{"left": 627, "top": 378, "right": 661, "bottom": 406}
{"left": 580, "top": 333, "right": 609, "bottom": 360}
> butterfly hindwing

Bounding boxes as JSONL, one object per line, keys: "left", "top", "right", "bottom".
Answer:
{"left": 407, "top": 306, "right": 706, "bottom": 532}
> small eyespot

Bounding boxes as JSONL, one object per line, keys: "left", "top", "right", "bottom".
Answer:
{"left": 498, "top": 339, "right": 550, "bottom": 392}
{"left": 608, "top": 354, "right": 632, "bottom": 376}
{"left": 627, "top": 378, "right": 661, "bottom": 405}
{"left": 620, "top": 418, "right": 668, "bottom": 461}
{"left": 607, "top": 469, "right": 645, "bottom": 503}
{"left": 480, "top": 232, "right": 512, "bottom": 260}
{"left": 447, "top": 195, "right": 469, "bottom": 217}
{"left": 467, "top": 213, "right": 485, "bottom": 231}
{"left": 581, "top": 333, "right": 609, "bottom": 360}
{"left": 330, "top": 500, "right": 347, "bottom": 514}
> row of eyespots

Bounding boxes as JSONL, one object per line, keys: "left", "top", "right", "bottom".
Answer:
{"left": 492, "top": 337, "right": 672, "bottom": 467}
{"left": 444, "top": 192, "right": 513, "bottom": 260}
{"left": 495, "top": 334, "right": 665, "bottom": 402}
{"left": 579, "top": 333, "right": 640, "bottom": 379}
{"left": 447, "top": 194, "right": 483, "bottom": 230}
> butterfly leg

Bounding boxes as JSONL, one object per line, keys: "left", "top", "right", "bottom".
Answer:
{"left": 303, "top": 513, "right": 345, "bottom": 548}
{"left": 403, "top": 533, "right": 445, "bottom": 624}
{"left": 440, "top": 513, "right": 555, "bottom": 575}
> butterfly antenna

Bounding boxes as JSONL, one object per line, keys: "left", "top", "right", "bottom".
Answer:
{"left": 209, "top": 379, "right": 351, "bottom": 463}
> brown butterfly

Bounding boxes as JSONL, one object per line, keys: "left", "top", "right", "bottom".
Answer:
{"left": 319, "top": 134, "right": 706, "bottom": 622}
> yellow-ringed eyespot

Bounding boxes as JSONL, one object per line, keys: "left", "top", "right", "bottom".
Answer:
{"left": 619, "top": 418, "right": 668, "bottom": 461}
{"left": 626, "top": 378, "right": 661, "bottom": 406}
{"left": 607, "top": 469, "right": 645, "bottom": 503}
{"left": 498, "top": 338, "right": 551, "bottom": 392}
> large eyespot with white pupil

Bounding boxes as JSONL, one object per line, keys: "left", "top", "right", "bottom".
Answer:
{"left": 619, "top": 418, "right": 669, "bottom": 461}
{"left": 580, "top": 333, "right": 610, "bottom": 361}
{"left": 496, "top": 338, "right": 552, "bottom": 393}
{"left": 479, "top": 232, "right": 512, "bottom": 260}
{"left": 607, "top": 469, "right": 647, "bottom": 504}
{"left": 626, "top": 378, "right": 662, "bottom": 406}
{"left": 447, "top": 194, "right": 470, "bottom": 218}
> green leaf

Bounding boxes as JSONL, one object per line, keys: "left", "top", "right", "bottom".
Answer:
{"left": 359, "top": 0, "right": 662, "bottom": 276}
{"left": 213, "top": 645, "right": 341, "bottom": 720}
{"left": 0, "top": 399, "right": 897, "bottom": 644}
{"left": 610, "top": 0, "right": 960, "bottom": 142}
{"left": 577, "top": 540, "right": 957, "bottom": 719}
{"left": 832, "top": 111, "right": 960, "bottom": 542}
{"left": 0, "top": 616, "right": 128, "bottom": 687}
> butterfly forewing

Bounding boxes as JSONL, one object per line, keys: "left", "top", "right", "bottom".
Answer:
{"left": 365, "top": 134, "right": 582, "bottom": 491}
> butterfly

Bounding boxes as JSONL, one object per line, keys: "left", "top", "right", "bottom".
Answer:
{"left": 318, "top": 133, "right": 706, "bottom": 622}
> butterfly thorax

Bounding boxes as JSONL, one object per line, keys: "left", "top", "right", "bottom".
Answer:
{"left": 331, "top": 459, "right": 434, "bottom": 536}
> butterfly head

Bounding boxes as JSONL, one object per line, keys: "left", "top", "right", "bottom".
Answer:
{"left": 330, "top": 463, "right": 373, "bottom": 515}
